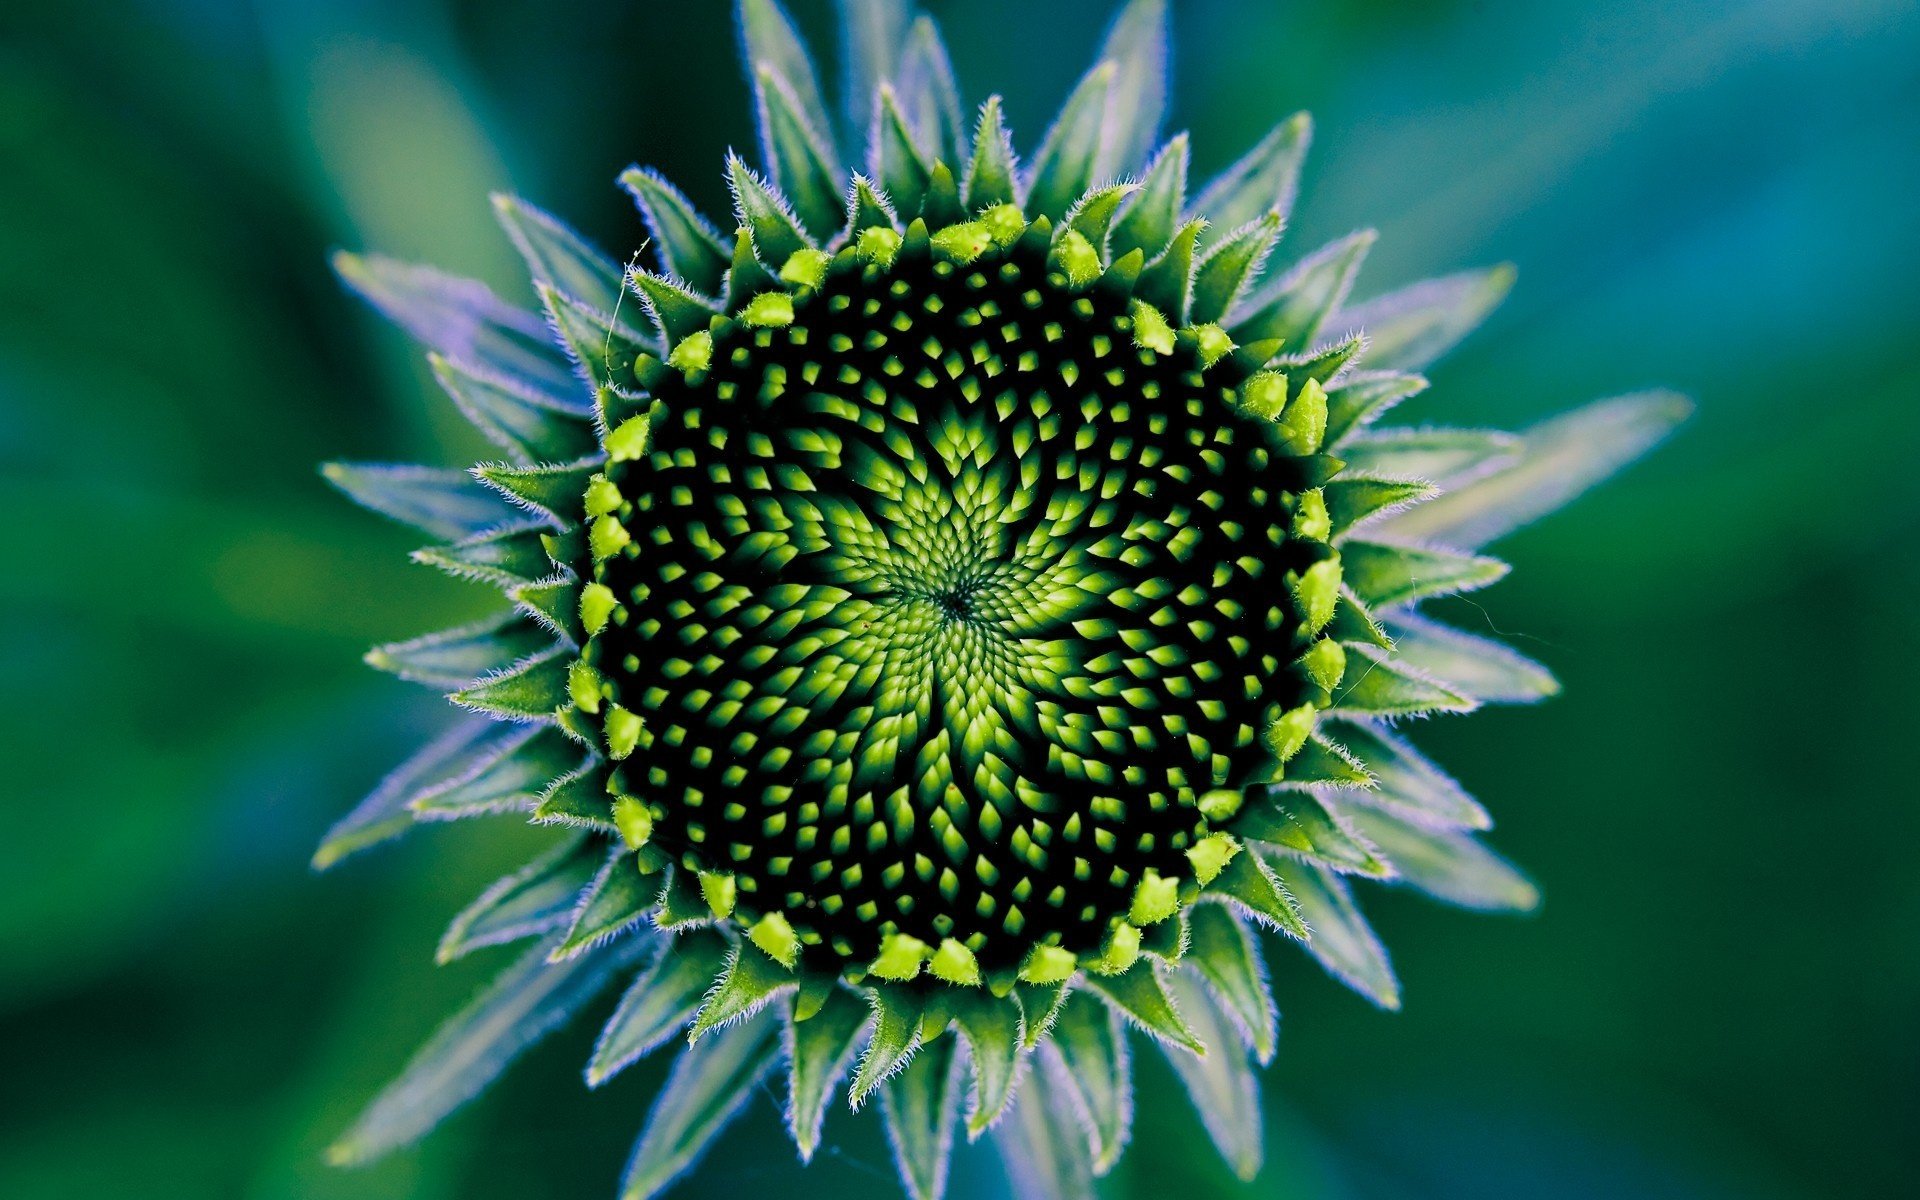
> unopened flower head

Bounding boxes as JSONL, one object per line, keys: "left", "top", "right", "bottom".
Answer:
{"left": 317, "top": 2, "right": 1685, "bottom": 1197}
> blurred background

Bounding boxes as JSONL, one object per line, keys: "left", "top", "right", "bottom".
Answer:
{"left": 2, "top": 0, "right": 1915, "bottom": 1196}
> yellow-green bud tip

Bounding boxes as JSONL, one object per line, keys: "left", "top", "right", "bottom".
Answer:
{"left": 778, "top": 248, "right": 831, "bottom": 290}
{"left": 749, "top": 911, "right": 800, "bottom": 968}
{"left": 1186, "top": 833, "right": 1240, "bottom": 885}
{"left": 1268, "top": 704, "right": 1317, "bottom": 764}
{"left": 580, "top": 582, "right": 618, "bottom": 636}
{"left": 604, "top": 704, "right": 644, "bottom": 760}
{"left": 742, "top": 292, "right": 795, "bottom": 328}
{"left": 1128, "top": 869, "right": 1181, "bottom": 926}
{"left": 667, "top": 330, "right": 714, "bottom": 374}
{"left": 929, "top": 937, "right": 982, "bottom": 985}
{"left": 567, "top": 660, "right": 603, "bottom": 715}
{"left": 611, "top": 795, "right": 653, "bottom": 851}
{"left": 605, "top": 414, "right": 651, "bottom": 462}
{"left": 699, "top": 871, "right": 737, "bottom": 920}
{"left": 1019, "top": 944, "right": 1078, "bottom": 985}
{"left": 870, "top": 932, "right": 930, "bottom": 981}
{"left": 1198, "top": 788, "right": 1243, "bottom": 823}
{"left": 1131, "top": 300, "right": 1176, "bottom": 355}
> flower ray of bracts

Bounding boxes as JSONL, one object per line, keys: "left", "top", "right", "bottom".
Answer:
{"left": 316, "top": 1, "right": 1687, "bottom": 1196}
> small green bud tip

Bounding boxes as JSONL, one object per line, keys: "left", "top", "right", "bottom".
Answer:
{"left": 931, "top": 221, "right": 993, "bottom": 264}
{"left": 568, "top": 660, "right": 603, "bottom": 715}
{"left": 612, "top": 795, "right": 653, "bottom": 851}
{"left": 1191, "top": 324, "right": 1236, "bottom": 368}
{"left": 1131, "top": 300, "right": 1176, "bottom": 355}
{"left": 749, "top": 912, "right": 800, "bottom": 968}
{"left": 1294, "top": 488, "right": 1331, "bottom": 542}
{"left": 1093, "top": 922, "right": 1142, "bottom": 975}
{"left": 1268, "top": 704, "right": 1317, "bottom": 764}
{"left": 1053, "top": 230, "right": 1102, "bottom": 286}
{"left": 1279, "top": 377, "right": 1329, "bottom": 454}
{"left": 668, "top": 330, "right": 714, "bottom": 374}
{"left": 857, "top": 226, "right": 903, "bottom": 266}
{"left": 583, "top": 474, "right": 623, "bottom": 519}
{"left": 870, "top": 932, "right": 930, "bottom": 981}
{"left": 605, "top": 414, "right": 651, "bottom": 461}
{"left": 590, "top": 514, "right": 631, "bottom": 562}
{"left": 742, "top": 292, "right": 795, "bottom": 328}
{"left": 699, "top": 871, "right": 737, "bottom": 920}
{"left": 1301, "top": 638, "right": 1347, "bottom": 691}
{"left": 778, "top": 248, "right": 831, "bottom": 290}
{"left": 1242, "top": 371, "right": 1288, "bottom": 420}
{"left": 1186, "top": 833, "right": 1240, "bottom": 885}
{"left": 1198, "top": 788, "right": 1243, "bottom": 823}
{"left": 579, "top": 582, "right": 617, "bottom": 636}
{"left": 982, "top": 204, "right": 1027, "bottom": 245}
{"left": 1129, "top": 869, "right": 1181, "bottom": 926}
{"left": 604, "top": 705, "right": 644, "bottom": 760}
{"left": 929, "top": 937, "right": 982, "bottom": 985}
{"left": 1019, "top": 944, "right": 1077, "bottom": 985}
{"left": 1293, "top": 556, "right": 1342, "bottom": 633}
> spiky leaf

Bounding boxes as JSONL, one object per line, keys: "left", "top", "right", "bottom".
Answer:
{"left": 1378, "top": 392, "right": 1691, "bottom": 550}
{"left": 1383, "top": 612, "right": 1558, "bottom": 705}
{"left": 329, "top": 932, "right": 647, "bottom": 1166}
{"left": 785, "top": 984, "right": 870, "bottom": 1160}
{"left": 313, "top": 718, "right": 501, "bottom": 868}
{"left": 493, "top": 193, "right": 627, "bottom": 317}
{"left": 322, "top": 462, "right": 519, "bottom": 541}
{"left": 553, "top": 848, "right": 658, "bottom": 960}
{"left": 588, "top": 929, "right": 731, "bottom": 1087}
{"left": 881, "top": 1034, "right": 961, "bottom": 1200}
{"left": 621, "top": 168, "right": 730, "bottom": 297}
{"left": 1163, "top": 970, "right": 1262, "bottom": 1180}
{"left": 1190, "top": 112, "right": 1311, "bottom": 235}
{"left": 1340, "top": 805, "right": 1540, "bottom": 912}
{"left": 619, "top": 1007, "right": 779, "bottom": 1200}
{"left": 1186, "top": 903, "right": 1276, "bottom": 1063}
{"left": 1046, "top": 991, "right": 1131, "bottom": 1174}
{"left": 1323, "top": 264, "right": 1514, "bottom": 371}
{"left": 1265, "top": 857, "right": 1399, "bottom": 1009}
{"left": 1084, "top": 962, "right": 1202, "bottom": 1052}
{"left": 366, "top": 611, "right": 553, "bottom": 690}
{"left": 409, "top": 724, "right": 578, "bottom": 820}
{"left": 437, "top": 832, "right": 598, "bottom": 963}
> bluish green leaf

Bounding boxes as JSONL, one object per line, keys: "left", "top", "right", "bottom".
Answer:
{"left": 411, "top": 523, "right": 558, "bottom": 589}
{"left": 1191, "top": 211, "right": 1283, "bottom": 326}
{"left": 620, "top": 167, "right": 730, "bottom": 297}
{"left": 492, "top": 193, "right": 626, "bottom": 317}
{"left": 852, "top": 984, "right": 924, "bottom": 1108}
{"left": 870, "top": 84, "right": 935, "bottom": 216}
{"left": 1046, "top": 990, "right": 1130, "bottom": 1174}
{"left": 964, "top": 95, "right": 1018, "bottom": 210}
{"left": 1377, "top": 392, "right": 1692, "bottom": 550}
{"left": 1340, "top": 538, "right": 1509, "bottom": 609}
{"left": 1208, "top": 848, "right": 1307, "bottom": 940}
{"left": 588, "top": 929, "right": 731, "bottom": 1087}
{"left": 1324, "top": 264, "right": 1515, "bottom": 371}
{"left": 312, "top": 717, "right": 500, "bottom": 869}
{"left": 895, "top": 17, "right": 963, "bottom": 166}
{"left": 996, "top": 1055, "right": 1096, "bottom": 1200}
{"left": 1321, "top": 718, "right": 1491, "bottom": 831}
{"left": 1110, "top": 133, "right": 1187, "bottom": 261}
{"left": 1190, "top": 112, "right": 1311, "bottom": 236}
{"left": 409, "top": 724, "right": 577, "bottom": 820}
{"left": 736, "top": 0, "right": 837, "bottom": 165}
{"left": 366, "top": 611, "right": 552, "bottom": 690}
{"left": 619, "top": 1006, "right": 780, "bottom": 1200}
{"left": 430, "top": 353, "right": 596, "bottom": 464}
{"left": 474, "top": 458, "right": 598, "bottom": 524}
{"left": 449, "top": 643, "right": 571, "bottom": 721}
{"left": 754, "top": 65, "right": 845, "bottom": 240}
{"left": 1090, "top": 0, "right": 1168, "bottom": 180}
{"left": 1135, "top": 217, "right": 1203, "bottom": 322}
{"left": 534, "top": 761, "right": 617, "bottom": 833}
{"left": 552, "top": 848, "right": 659, "bottom": 961}
{"left": 952, "top": 991, "right": 1023, "bottom": 1137}
{"left": 1024, "top": 61, "right": 1113, "bottom": 220}
{"left": 1084, "top": 963, "right": 1202, "bottom": 1052}
{"left": 1324, "top": 476, "right": 1437, "bottom": 537}
{"left": 690, "top": 942, "right": 798, "bottom": 1037}
{"left": 1382, "top": 612, "right": 1559, "bottom": 704}
{"left": 836, "top": 0, "right": 910, "bottom": 136}
{"left": 1341, "top": 427, "right": 1519, "bottom": 490}
{"left": 1331, "top": 643, "right": 1476, "bottom": 718}
{"left": 1232, "top": 229, "right": 1375, "bottom": 351}
{"left": 1185, "top": 904, "right": 1276, "bottom": 1063}
{"left": 728, "top": 154, "right": 815, "bottom": 266}
{"left": 541, "top": 281, "right": 659, "bottom": 391}
{"left": 1324, "top": 370, "right": 1427, "bottom": 447}
{"left": 1235, "top": 789, "right": 1390, "bottom": 878}
{"left": 881, "top": 1033, "right": 960, "bottom": 1200}
{"left": 322, "top": 462, "right": 520, "bottom": 541}
{"left": 629, "top": 267, "right": 724, "bottom": 346}
{"left": 329, "top": 932, "right": 647, "bottom": 1166}
{"left": 1162, "top": 971, "right": 1262, "bottom": 1181}
{"left": 332, "top": 251, "right": 573, "bottom": 398}
{"left": 786, "top": 984, "right": 870, "bottom": 1159}
{"left": 1339, "top": 804, "right": 1540, "bottom": 912}
{"left": 437, "top": 832, "right": 597, "bottom": 963}
{"left": 1264, "top": 857, "right": 1399, "bottom": 1009}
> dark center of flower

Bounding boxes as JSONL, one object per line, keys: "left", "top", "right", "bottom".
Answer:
{"left": 590, "top": 236, "right": 1315, "bottom": 970}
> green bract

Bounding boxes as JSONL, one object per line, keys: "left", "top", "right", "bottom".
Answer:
{"left": 317, "top": 2, "right": 1686, "bottom": 1197}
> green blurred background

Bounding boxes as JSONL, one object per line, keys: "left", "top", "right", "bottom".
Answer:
{"left": 3, "top": 0, "right": 1915, "bottom": 1196}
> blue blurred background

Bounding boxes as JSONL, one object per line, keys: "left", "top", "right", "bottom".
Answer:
{"left": 2, "top": 0, "right": 1916, "bottom": 1196}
